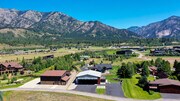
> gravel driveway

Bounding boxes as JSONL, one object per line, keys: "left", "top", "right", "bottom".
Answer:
{"left": 106, "top": 83, "right": 124, "bottom": 97}
{"left": 74, "top": 85, "right": 97, "bottom": 93}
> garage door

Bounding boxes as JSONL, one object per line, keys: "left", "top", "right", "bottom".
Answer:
{"left": 77, "top": 79, "right": 98, "bottom": 85}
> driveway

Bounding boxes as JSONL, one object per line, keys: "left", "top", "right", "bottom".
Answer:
{"left": 161, "top": 93, "right": 180, "bottom": 100}
{"left": 106, "top": 83, "right": 124, "bottom": 97}
{"left": 74, "top": 85, "right": 97, "bottom": 93}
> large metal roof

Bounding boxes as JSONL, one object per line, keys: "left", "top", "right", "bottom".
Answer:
{"left": 76, "top": 70, "right": 101, "bottom": 77}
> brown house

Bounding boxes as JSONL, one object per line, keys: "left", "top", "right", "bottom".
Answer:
{"left": 149, "top": 78, "right": 180, "bottom": 94}
{"left": 148, "top": 66, "right": 157, "bottom": 76}
{"left": 40, "top": 70, "right": 71, "bottom": 85}
{"left": 0, "top": 62, "right": 24, "bottom": 75}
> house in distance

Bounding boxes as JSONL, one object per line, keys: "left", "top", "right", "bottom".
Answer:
{"left": 0, "top": 62, "right": 24, "bottom": 75}
{"left": 89, "top": 64, "right": 112, "bottom": 73}
{"left": 116, "top": 50, "right": 133, "bottom": 55}
{"left": 42, "top": 55, "right": 54, "bottom": 60}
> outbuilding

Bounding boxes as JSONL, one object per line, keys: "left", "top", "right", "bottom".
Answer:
{"left": 76, "top": 70, "right": 101, "bottom": 85}
{"left": 40, "top": 70, "right": 70, "bottom": 85}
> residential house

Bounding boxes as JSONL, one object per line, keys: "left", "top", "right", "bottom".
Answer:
{"left": 0, "top": 62, "right": 24, "bottom": 75}
{"left": 116, "top": 50, "right": 133, "bottom": 55}
{"left": 89, "top": 64, "right": 112, "bottom": 73}
{"left": 40, "top": 70, "right": 71, "bottom": 85}
{"left": 149, "top": 78, "right": 180, "bottom": 94}
{"left": 148, "top": 66, "right": 157, "bottom": 76}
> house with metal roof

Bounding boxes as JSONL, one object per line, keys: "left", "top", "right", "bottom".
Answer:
{"left": 75, "top": 70, "right": 102, "bottom": 85}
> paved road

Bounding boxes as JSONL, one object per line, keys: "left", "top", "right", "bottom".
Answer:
{"left": 74, "top": 85, "right": 97, "bottom": 93}
{"left": 106, "top": 83, "right": 124, "bottom": 97}
{"left": 3, "top": 88, "right": 180, "bottom": 101}
{"left": 161, "top": 93, "right": 180, "bottom": 100}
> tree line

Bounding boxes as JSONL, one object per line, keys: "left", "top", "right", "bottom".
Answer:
{"left": 22, "top": 53, "right": 81, "bottom": 73}
{"left": 117, "top": 58, "right": 174, "bottom": 90}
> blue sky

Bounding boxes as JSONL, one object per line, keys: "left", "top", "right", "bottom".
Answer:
{"left": 0, "top": 0, "right": 180, "bottom": 28}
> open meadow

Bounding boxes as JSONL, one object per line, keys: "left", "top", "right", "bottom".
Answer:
{"left": 0, "top": 47, "right": 107, "bottom": 62}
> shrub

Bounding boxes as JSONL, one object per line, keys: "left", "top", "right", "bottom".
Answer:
{"left": 2, "top": 74, "right": 7, "bottom": 80}
{"left": 138, "top": 76, "right": 148, "bottom": 88}
{"left": 149, "top": 90, "right": 155, "bottom": 95}
{"left": 11, "top": 77, "right": 17, "bottom": 83}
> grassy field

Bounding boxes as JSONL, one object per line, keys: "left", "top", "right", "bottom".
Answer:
{"left": 106, "top": 50, "right": 117, "bottom": 55}
{"left": 0, "top": 47, "right": 108, "bottom": 62}
{"left": 3, "top": 91, "right": 112, "bottom": 101}
{"left": 0, "top": 76, "right": 35, "bottom": 90}
{"left": 122, "top": 75, "right": 161, "bottom": 100}
{"left": 96, "top": 88, "right": 106, "bottom": 94}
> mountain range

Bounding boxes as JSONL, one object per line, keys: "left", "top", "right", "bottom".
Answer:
{"left": 128, "top": 16, "right": 180, "bottom": 38}
{"left": 0, "top": 8, "right": 138, "bottom": 41}
{"left": 0, "top": 8, "right": 180, "bottom": 43}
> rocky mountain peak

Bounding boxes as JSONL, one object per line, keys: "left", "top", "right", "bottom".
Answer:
{"left": 0, "top": 8, "right": 139, "bottom": 40}
{"left": 127, "top": 16, "right": 180, "bottom": 38}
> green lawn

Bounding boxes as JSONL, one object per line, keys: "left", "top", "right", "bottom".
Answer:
{"left": 106, "top": 50, "right": 117, "bottom": 55}
{"left": 96, "top": 88, "right": 106, "bottom": 95}
{"left": 122, "top": 75, "right": 161, "bottom": 100}
{"left": 105, "top": 66, "right": 120, "bottom": 83}
{"left": 0, "top": 76, "right": 35, "bottom": 90}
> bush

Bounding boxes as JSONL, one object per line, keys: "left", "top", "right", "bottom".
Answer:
{"left": 138, "top": 76, "right": 148, "bottom": 88}
{"left": 169, "top": 75, "right": 178, "bottom": 80}
{"left": 11, "top": 77, "right": 17, "bottom": 83}
{"left": 149, "top": 90, "right": 155, "bottom": 95}
{"left": 3, "top": 74, "right": 7, "bottom": 80}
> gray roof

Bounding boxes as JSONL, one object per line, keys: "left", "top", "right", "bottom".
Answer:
{"left": 90, "top": 64, "right": 112, "bottom": 71}
{"left": 76, "top": 70, "right": 101, "bottom": 77}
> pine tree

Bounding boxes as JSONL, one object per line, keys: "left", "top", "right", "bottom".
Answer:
{"left": 142, "top": 62, "right": 150, "bottom": 76}
{"left": 117, "top": 62, "right": 134, "bottom": 78}
{"left": 155, "top": 58, "right": 163, "bottom": 67}
{"left": 150, "top": 59, "right": 154, "bottom": 66}
{"left": 175, "top": 62, "right": 180, "bottom": 74}
{"left": 138, "top": 76, "right": 148, "bottom": 88}
{"left": 117, "top": 63, "right": 127, "bottom": 78}
{"left": 174, "top": 60, "right": 178, "bottom": 69}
